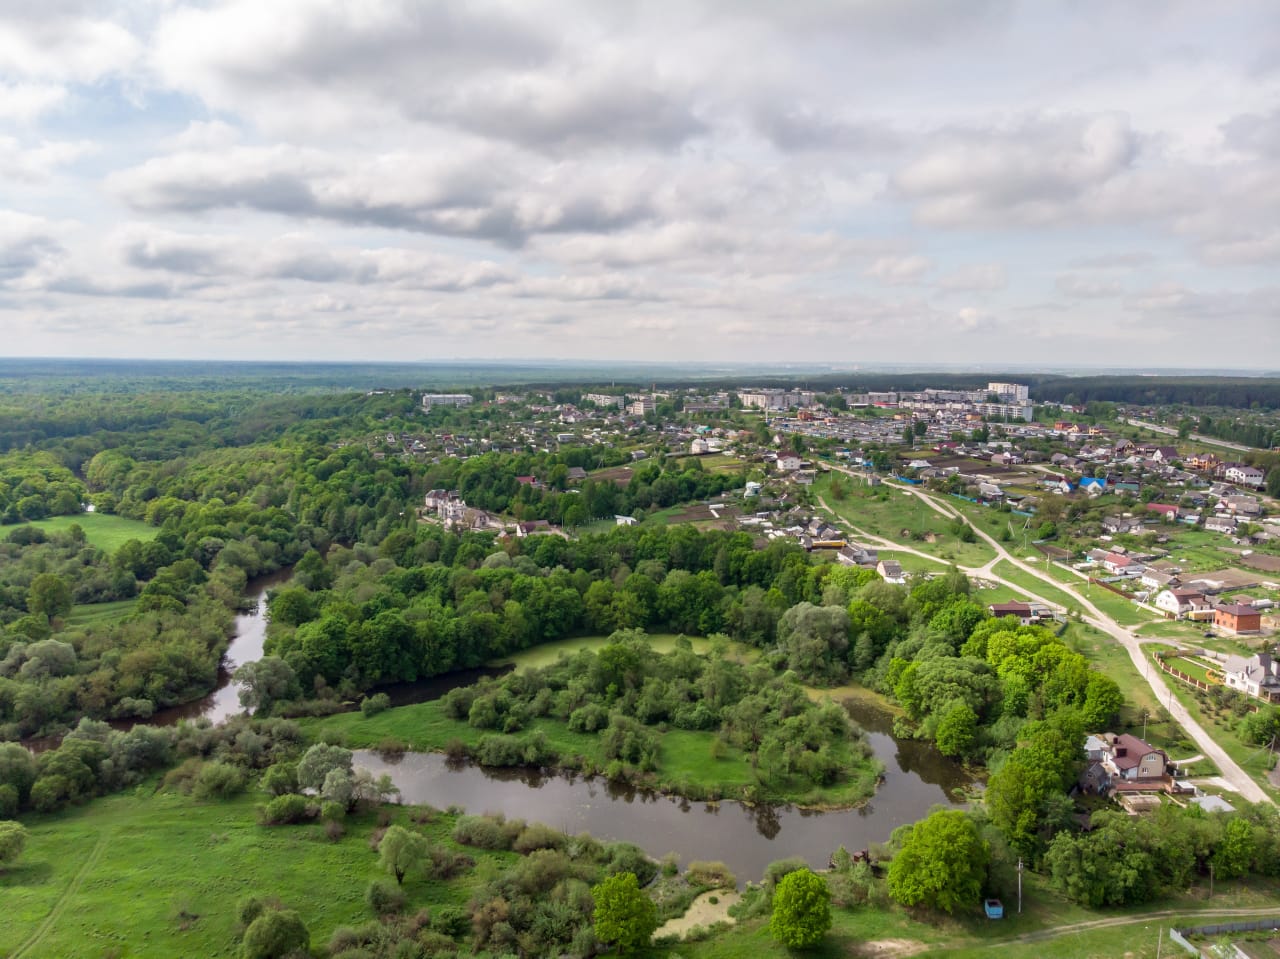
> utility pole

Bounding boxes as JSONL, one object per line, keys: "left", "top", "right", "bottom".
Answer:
{"left": 1017, "top": 857, "right": 1023, "bottom": 914}
{"left": 1156, "top": 926, "right": 1162, "bottom": 959}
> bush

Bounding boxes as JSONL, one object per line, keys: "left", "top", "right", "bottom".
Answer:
{"left": 320, "top": 801, "right": 346, "bottom": 822}
{"left": 769, "top": 869, "right": 831, "bottom": 949}
{"left": 258, "top": 794, "right": 313, "bottom": 826}
{"left": 365, "top": 878, "right": 406, "bottom": 916}
{"left": 513, "top": 822, "right": 567, "bottom": 855}
{"left": 687, "top": 860, "right": 736, "bottom": 889}
{"left": 568, "top": 703, "right": 610, "bottom": 733}
{"left": 241, "top": 908, "right": 310, "bottom": 959}
{"left": 360, "top": 693, "right": 391, "bottom": 717}
{"left": 763, "top": 857, "right": 809, "bottom": 898}
{"left": 324, "top": 819, "right": 345, "bottom": 842}
{"left": 451, "top": 813, "right": 520, "bottom": 850}
{"left": 192, "top": 761, "right": 247, "bottom": 800}
{"left": 604, "top": 842, "right": 657, "bottom": 886}
{"left": 431, "top": 905, "right": 470, "bottom": 938}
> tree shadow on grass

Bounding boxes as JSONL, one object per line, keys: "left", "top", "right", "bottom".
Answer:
{"left": 0, "top": 858, "right": 55, "bottom": 888}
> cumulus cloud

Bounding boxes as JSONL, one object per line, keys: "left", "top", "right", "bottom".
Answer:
{"left": 2, "top": 0, "right": 1279, "bottom": 365}
{"left": 894, "top": 113, "right": 1140, "bottom": 227}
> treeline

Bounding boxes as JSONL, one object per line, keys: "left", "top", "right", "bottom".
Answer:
{"left": 1032, "top": 376, "right": 1280, "bottom": 410}
{"left": 0, "top": 451, "right": 86, "bottom": 523}
{"left": 423, "top": 452, "right": 743, "bottom": 525}
{"left": 1195, "top": 414, "right": 1280, "bottom": 456}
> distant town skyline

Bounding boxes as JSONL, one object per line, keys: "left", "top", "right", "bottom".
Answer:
{"left": 2, "top": 1, "right": 1278, "bottom": 366}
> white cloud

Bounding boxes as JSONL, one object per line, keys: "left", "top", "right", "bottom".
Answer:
{"left": 867, "top": 255, "right": 932, "bottom": 284}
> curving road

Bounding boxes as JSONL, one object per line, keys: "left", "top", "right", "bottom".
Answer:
{"left": 821, "top": 469, "right": 1273, "bottom": 805}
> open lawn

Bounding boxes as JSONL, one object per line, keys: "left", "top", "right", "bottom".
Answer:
{"left": 17, "top": 512, "right": 157, "bottom": 553}
{"left": 65, "top": 598, "right": 137, "bottom": 627}
{"left": 489, "top": 633, "right": 760, "bottom": 671}
{"left": 2, "top": 788, "right": 508, "bottom": 959}
{"left": 815, "top": 476, "right": 997, "bottom": 568}
{"left": 990, "top": 560, "right": 1081, "bottom": 611}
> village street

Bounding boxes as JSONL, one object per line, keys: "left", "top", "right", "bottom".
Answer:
{"left": 820, "top": 469, "right": 1273, "bottom": 805}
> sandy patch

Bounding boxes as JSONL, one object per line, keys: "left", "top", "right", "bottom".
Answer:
{"left": 655, "top": 890, "right": 742, "bottom": 939}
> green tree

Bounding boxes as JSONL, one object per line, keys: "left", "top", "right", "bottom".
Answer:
{"left": 26, "top": 573, "right": 72, "bottom": 620}
{"left": 935, "top": 701, "right": 978, "bottom": 758}
{"left": 241, "top": 908, "right": 309, "bottom": 959}
{"left": 887, "top": 809, "right": 990, "bottom": 914}
{"left": 1213, "top": 817, "right": 1256, "bottom": 880}
{"left": 0, "top": 820, "right": 27, "bottom": 869}
{"left": 378, "top": 824, "right": 430, "bottom": 885}
{"left": 769, "top": 867, "right": 832, "bottom": 949}
{"left": 591, "top": 871, "right": 658, "bottom": 954}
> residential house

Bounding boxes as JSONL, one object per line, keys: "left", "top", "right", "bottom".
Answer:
{"left": 1102, "top": 515, "right": 1143, "bottom": 535}
{"left": 1102, "top": 551, "right": 1143, "bottom": 576}
{"left": 1146, "top": 503, "right": 1179, "bottom": 522}
{"left": 989, "top": 601, "right": 1035, "bottom": 625}
{"left": 1220, "top": 652, "right": 1280, "bottom": 700}
{"left": 1215, "top": 603, "right": 1263, "bottom": 636}
{"left": 776, "top": 454, "right": 803, "bottom": 472}
{"left": 1151, "top": 446, "right": 1180, "bottom": 463}
{"left": 614, "top": 515, "right": 638, "bottom": 526}
{"left": 1154, "top": 588, "right": 1212, "bottom": 619}
{"left": 1225, "top": 465, "right": 1266, "bottom": 489}
{"left": 1220, "top": 495, "right": 1261, "bottom": 516}
{"left": 876, "top": 559, "right": 906, "bottom": 584}
{"left": 1141, "top": 569, "right": 1179, "bottom": 591}
{"left": 1081, "top": 733, "right": 1174, "bottom": 794}
{"left": 1204, "top": 514, "right": 1238, "bottom": 535}
{"left": 839, "top": 544, "right": 879, "bottom": 567}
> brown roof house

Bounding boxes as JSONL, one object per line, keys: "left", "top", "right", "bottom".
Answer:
{"left": 1215, "top": 603, "right": 1263, "bottom": 636}
{"left": 1081, "top": 733, "right": 1174, "bottom": 795}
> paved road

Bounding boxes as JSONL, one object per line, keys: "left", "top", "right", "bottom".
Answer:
{"left": 821, "top": 469, "right": 1273, "bottom": 805}
{"left": 1123, "top": 417, "right": 1256, "bottom": 453}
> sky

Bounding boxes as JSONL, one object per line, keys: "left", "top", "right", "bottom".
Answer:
{"left": 2, "top": 1, "right": 1279, "bottom": 368}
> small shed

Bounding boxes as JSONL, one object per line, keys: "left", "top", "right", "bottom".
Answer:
{"left": 984, "top": 899, "right": 1004, "bottom": 919}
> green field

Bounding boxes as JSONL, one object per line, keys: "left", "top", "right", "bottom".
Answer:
{"left": 2, "top": 788, "right": 512, "bottom": 959}
{"left": 815, "top": 476, "right": 998, "bottom": 568}
{"left": 990, "top": 560, "right": 1081, "bottom": 611}
{"left": 65, "top": 598, "right": 137, "bottom": 627}
{"left": 9, "top": 784, "right": 1278, "bottom": 959}
{"left": 489, "top": 633, "right": 759, "bottom": 671}
{"left": 18, "top": 512, "right": 157, "bottom": 553}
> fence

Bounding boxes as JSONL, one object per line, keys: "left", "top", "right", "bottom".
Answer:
{"left": 1169, "top": 917, "right": 1280, "bottom": 955}
{"left": 1088, "top": 576, "right": 1132, "bottom": 599}
{"left": 1155, "top": 656, "right": 1215, "bottom": 693}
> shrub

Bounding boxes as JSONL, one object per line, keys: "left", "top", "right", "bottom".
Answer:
{"left": 320, "top": 801, "right": 346, "bottom": 822}
{"left": 513, "top": 822, "right": 567, "bottom": 855}
{"left": 567, "top": 703, "right": 610, "bottom": 733}
{"left": 376, "top": 737, "right": 407, "bottom": 760}
{"left": 324, "top": 819, "right": 345, "bottom": 842}
{"left": 430, "top": 905, "right": 469, "bottom": 938}
{"left": 258, "top": 793, "right": 313, "bottom": 826}
{"left": 604, "top": 842, "right": 657, "bottom": 886}
{"left": 192, "top": 761, "right": 247, "bottom": 800}
{"left": 365, "top": 878, "right": 406, "bottom": 916}
{"left": 769, "top": 869, "right": 831, "bottom": 949}
{"left": 241, "top": 908, "right": 310, "bottom": 959}
{"left": 451, "top": 814, "right": 520, "bottom": 850}
{"left": 687, "top": 860, "right": 736, "bottom": 890}
{"left": 763, "top": 857, "right": 809, "bottom": 898}
{"left": 360, "top": 693, "right": 391, "bottom": 717}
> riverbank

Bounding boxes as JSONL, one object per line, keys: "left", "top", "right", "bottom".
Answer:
{"left": 305, "top": 696, "right": 883, "bottom": 808}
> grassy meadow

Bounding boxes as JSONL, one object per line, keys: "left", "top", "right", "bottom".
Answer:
{"left": 19, "top": 512, "right": 157, "bottom": 553}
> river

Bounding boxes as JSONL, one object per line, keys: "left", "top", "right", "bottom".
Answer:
{"left": 349, "top": 696, "right": 970, "bottom": 882}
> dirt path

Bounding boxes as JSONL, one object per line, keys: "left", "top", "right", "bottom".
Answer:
{"left": 655, "top": 890, "right": 742, "bottom": 940}
{"left": 11, "top": 829, "right": 110, "bottom": 959}
{"left": 872, "top": 906, "right": 1280, "bottom": 956}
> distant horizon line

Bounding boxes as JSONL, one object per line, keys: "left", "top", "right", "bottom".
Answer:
{"left": 2, "top": 355, "right": 1279, "bottom": 377}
